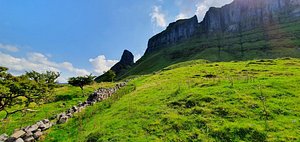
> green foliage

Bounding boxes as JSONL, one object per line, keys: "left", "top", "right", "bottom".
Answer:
{"left": 45, "top": 58, "right": 300, "bottom": 141}
{"left": 68, "top": 75, "right": 95, "bottom": 91}
{"left": 0, "top": 67, "right": 60, "bottom": 119}
{"left": 94, "top": 70, "right": 116, "bottom": 83}
{"left": 0, "top": 82, "right": 115, "bottom": 135}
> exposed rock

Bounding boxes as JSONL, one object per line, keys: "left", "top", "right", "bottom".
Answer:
{"left": 24, "top": 124, "right": 38, "bottom": 133}
{"left": 110, "top": 50, "right": 134, "bottom": 75}
{"left": 1, "top": 82, "right": 127, "bottom": 142}
{"left": 42, "top": 119, "right": 50, "bottom": 124}
{"left": 15, "top": 138, "right": 24, "bottom": 142}
{"left": 71, "top": 106, "right": 78, "bottom": 113}
{"left": 23, "top": 136, "right": 34, "bottom": 142}
{"left": 33, "top": 131, "right": 42, "bottom": 139}
{"left": 146, "top": 16, "right": 198, "bottom": 54}
{"left": 0, "top": 133, "right": 8, "bottom": 142}
{"left": 200, "top": 0, "right": 300, "bottom": 33}
{"left": 145, "top": 0, "right": 300, "bottom": 54}
{"left": 57, "top": 114, "right": 69, "bottom": 124}
{"left": 22, "top": 131, "right": 33, "bottom": 138}
{"left": 11, "top": 130, "right": 25, "bottom": 139}
{"left": 3, "top": 137, "right": 16, "bottom": 142}
{"left": 66, "top": 113, "right": 73, "bottom": 118}
{"left": 42, "top": 123, "right": 52, "bottom": 131}
{"left": 36, "top": 121, "right": 46, "bottom": 130}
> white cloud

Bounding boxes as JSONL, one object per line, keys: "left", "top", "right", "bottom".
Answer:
{"left": 150, "top": 5, "right": 167, "bottom": 28}
{"left": 0, "top": 43, "right": 19, "bottom": 52}
{"left": 134, "top": 54, "right": 142, "bottom": 62}
{"left": 151, "top": 0, "right": 234, "bottom": 30}
{"left": 0, "top": 51, "right": 90, "bottom": 83}
{"left": 195, "top": 0, "right": 233, "bottom": 20}
{"left": 89, "top": 55, "right": 118, "bottom": 75}
{"left": 60, "top": 62, "right": 90, "bottom": 76}
{"left": 176, "top": 13, "right": 189, "bottom": 20}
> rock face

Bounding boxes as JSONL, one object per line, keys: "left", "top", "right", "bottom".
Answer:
{"left": 145, "top": 0, "right": 300, "bottom": 54}
{"left": 200, "top": 0, "right": 300, "bottom": 33}
{"left": 110, "top": 50, "right": 134, "bottom": 75}
{"left": 146, "top": 16, "right": 198, "bottom": 54}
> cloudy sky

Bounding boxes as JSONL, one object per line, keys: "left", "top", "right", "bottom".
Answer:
{"left": 0, "top": 0, "right": 233, "bottom": 82}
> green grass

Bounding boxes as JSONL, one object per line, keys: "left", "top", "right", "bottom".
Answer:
{"left": 44, "top": 58, "right": 300, "bottom": 141}
{"left": 118, "top": 19, "right": 300, "bottom": 79}
{"left": 0, "top": 82, "right": 114, "bottom": 135}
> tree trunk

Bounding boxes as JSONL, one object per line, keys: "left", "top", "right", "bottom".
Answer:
{"left": 80, "top": 86, "right": 84, "bottom": 96}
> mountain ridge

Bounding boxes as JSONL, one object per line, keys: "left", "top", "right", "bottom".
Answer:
{"left": 147, "top": 0, "right": 300, "bottom": 54}
{"left": 98, "top": 0, "right": 300, "bottom": 80}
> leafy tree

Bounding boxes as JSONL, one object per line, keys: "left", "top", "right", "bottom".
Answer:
{"left": 94, "top": 70, "right": 116, "bottom": 83}
{"left": 68, "top": 74, "right": 95, "bottom": 94}
{"left": 0, "top": 67, "right": 60, "bottom": 119}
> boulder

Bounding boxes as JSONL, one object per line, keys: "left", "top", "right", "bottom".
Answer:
{"left": 15, "top": 138, "right": 24, "bottom": 142}
{"left": 67, "top": 108, "right": 74, "bottom": 114}
{"left": 33, "top": 131, "right": 42, "bottom": 139}
{"left": 23, "top": 136, "right": 34, "bottom": 142}
{"left": 57, "top": 115, "right": 68, "bottom": 124}
{"left": 41, "top": 122, "right": 52, "bottom": 131}
{"left": 71, "top": 106, "right": 78, "bottom": 112}
{"left": 11, "top": 130, "right": 25, "bottom": 139}
{"left": 36, "top": 121, "right": 46, "bottom": 130}
{"left": 22, "top": 131, "right": 33, "bottom": 138}
{"left": 0, "top": 133, "right": 8, "bottom": 142}
{"left": 42, "top": 119, "right": 50, "bottom": 124}
{"left": 66, "top": 113, "right": 73, "bottom": 118}
{"left": 24, "top": 124, "right": 38, "bottom": 133}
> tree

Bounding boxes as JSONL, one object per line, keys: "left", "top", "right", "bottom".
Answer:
{"left": 94, "top": 70, "right": 116, "bottom": 83}
{"left": 0, "top": 67, "right": 60, "bottom": 119}
{"left": 68, "top": 75, "right": 95, "bottom": 94}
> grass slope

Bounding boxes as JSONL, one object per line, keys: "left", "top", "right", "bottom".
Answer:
{"left": 45, "top": 58, "right": 300, "bottom": 141}
{"left": 118, "top": 19, "right": 300, "bottom": 79}
{"left": 0, "top": 82, "right": 114, "bottom": 135}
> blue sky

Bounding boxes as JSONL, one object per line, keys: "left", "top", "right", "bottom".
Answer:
{"left": 0, "top": 0, "right": 233, "bottom": 82}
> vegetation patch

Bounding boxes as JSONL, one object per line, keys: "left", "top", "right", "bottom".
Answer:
{"left": 43, "top": 58, "right": 300, "bottom": 141}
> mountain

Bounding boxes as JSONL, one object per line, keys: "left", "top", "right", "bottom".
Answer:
{"left": 110, "top": 50, "right": 134, "bottom": 75}
{"left": 115, "top": 0, "right": 300, "bottom": 79}
{"left": 95, "top": 50, "right": 134, "bottom": 82}
{"left": 147, "top": 0, "right": 300, "bottom": 54}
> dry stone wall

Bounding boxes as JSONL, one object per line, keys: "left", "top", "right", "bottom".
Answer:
{"left": 0, "top": 82, "right": 126, "bottom": 142}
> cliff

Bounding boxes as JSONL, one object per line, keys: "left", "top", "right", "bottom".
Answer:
{"left": 200, "top": 0, "right": 300, "bottom": 33}
{"left": 145, "top": 15, "right": 198, "bottom": 54}
{"left": 146, "top": 0, "right": 300, "bottom": 54}
{"left": 110, "top": 50, "right": 134, "bottom": 75}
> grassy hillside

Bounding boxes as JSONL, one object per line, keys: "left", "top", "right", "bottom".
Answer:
{"left": 118, "top": 19, "right": 300, "bottom": 79}
{"left": 0, "top": 82, "right": 114, "bottom": 135}
{"left": 44, "top": 58, "right": 300, "bottom": 141}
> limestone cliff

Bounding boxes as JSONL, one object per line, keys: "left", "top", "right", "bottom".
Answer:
{"left": 146, "top": 0, "right": 300, "bottom": 54}
{"left": 145, "top": 15, "right": 198, "bottom": 54}
{"left": 200, "top": 0, "right": 300, "bottom": 33}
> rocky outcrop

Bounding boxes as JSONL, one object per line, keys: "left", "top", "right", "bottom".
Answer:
{"left": 145, "top": 0, "right": 300, "bottom": 54}
{"left": 200, "top": 0, "right": 300, "bottom": 33}
{"left": 110, "top": 50, "right": 134, "bottom": 75}
{"left": 146, "top": 16, "right": 198, "bottom": 54}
